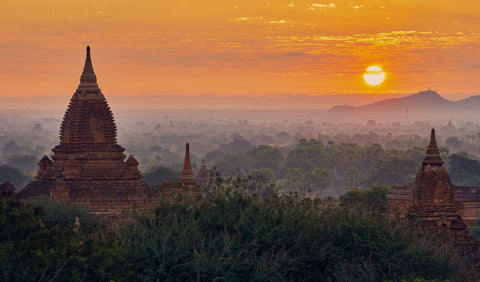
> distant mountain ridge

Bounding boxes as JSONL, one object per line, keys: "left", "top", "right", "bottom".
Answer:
{"left": 326, "top": 90, "right": 480, "bottom": 121}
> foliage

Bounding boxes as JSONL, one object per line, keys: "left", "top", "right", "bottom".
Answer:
{"left": 122, "top": 187, "right": 471, "bottom": 281}
{"left": 0, "top": 195, "right": 130, "bottom": 281}
{"left": 1, "top": 179, "right": 478, "bottom": 281}
{"left": 360, "top": 157, "right": 417, "bottom": 186}
{"left": 212, "top": 139, "right": 425, "bottom": 192}
{"left": 212, "top": 168, "right": 278, "bottom": 197}
{"left": 278, "top": 167, "right": 330, "bottom": 194}
{"left": 448, "top": 152, "right": 480, "bottom": 186}
{"left": 24, "top": 197, "right": 101, "bottom": 231}
{"left": 340, "top": 185, "right": 390, "bottom": 212}
{"left": 468, "top": 217, "right": 480, "bottom": 240}
{"left": 143, "top": 166, "right": 181, "bottom": 186}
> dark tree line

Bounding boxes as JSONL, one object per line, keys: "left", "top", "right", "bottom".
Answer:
{"left": 1, "top": 181, "right": 477, "bottom": 281}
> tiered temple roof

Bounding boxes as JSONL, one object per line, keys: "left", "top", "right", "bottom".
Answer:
{"left": 196, "top": 158, "right": 211, "bottom": 188}
{"left": 388, "top": 129, "right": 476, "bottom": 245}
{"left": 18, "top": 47, "right": 151, "bottom": 218}
{"left": 179, "top": 143, "right": 196, "bottom": 185}
{"left": 160, "top": 143, "right": 202, "bottom": 197}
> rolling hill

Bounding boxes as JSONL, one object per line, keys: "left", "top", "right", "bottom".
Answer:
{"left": 325, "top": 90, "right": 480, "bottom": 122}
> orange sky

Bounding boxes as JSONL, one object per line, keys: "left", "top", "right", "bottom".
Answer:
{"left": 0, "top": 0, "right": 479, "bottom": 103}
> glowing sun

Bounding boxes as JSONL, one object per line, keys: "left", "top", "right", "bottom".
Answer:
{"left": 363, "top": 66, "right": 385, "bottom": 86}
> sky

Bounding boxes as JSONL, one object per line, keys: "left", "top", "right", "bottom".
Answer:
{"left": 0, "top": 0, "right": 479, "bottom": 107}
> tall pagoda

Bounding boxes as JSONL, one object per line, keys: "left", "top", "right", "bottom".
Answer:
{"left": 18, "top": 47, "right": 151, "bottom": 217}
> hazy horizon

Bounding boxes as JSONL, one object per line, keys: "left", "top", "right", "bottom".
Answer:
{"left": 0, "top": 90, "right": 478, "bottom": 111}
{"left": 1, "top": 1, "right": 479, "bottom": 105}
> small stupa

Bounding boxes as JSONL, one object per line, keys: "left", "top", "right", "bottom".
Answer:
{"left": 177, "top": 143, "right": 202, "bottom": 195}
{"left": 179, "top": 143, "right": 196, "bottom": 185}
{"left": 196, "top": 158, "right": 211, "bottom": 188}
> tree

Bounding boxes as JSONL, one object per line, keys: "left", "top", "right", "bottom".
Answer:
{"left": 305, "top": 167, "right": 330, "bottom": 193}
{"left": 0, "top": 196, "right": 130, "bottom": 281}
{"left": 285, "top": 139, "right": 326, "bottom": 172}
{"left": 448, "top": 153, "right": 480, "bottom": 185}
{"left": 468, "top": 218, "right": 480, "bottom": 240}
{"left": 445, "top": 136, "right": 462, "bottom": 151}
{"left": 121, "top": 186, "right": 472, "bottom": 281}
{"left": 344, "top": 166, "right": 360, "bottom": 188}
{"left": 143, "top": 166, "right": 180, "bottom": 186}
{"left": 361, "top": 157, "right": 417, "bottom": 186}
{"left": 340, "top": 185, "right": 390, "bottom": 212}
{"left": 285, "top": 167, "right": 305, "bottom": 193}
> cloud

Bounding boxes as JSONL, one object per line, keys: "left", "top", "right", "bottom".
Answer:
{"left": 309, "top": 3, "right": 336, "bottom": 10}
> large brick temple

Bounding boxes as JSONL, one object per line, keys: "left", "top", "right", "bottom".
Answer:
{"left": 387, "top": 129, "right": 479, "bottom": 244}
{"left": 388, "top": 129, "right": 480, "bottom": 227}
{"left": 18, "top": 46, "right": 151, "bottom": 217}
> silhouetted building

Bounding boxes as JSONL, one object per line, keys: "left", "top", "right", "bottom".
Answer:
{"left": 158, "top": 143, "right": 202, "bottom": 198}
{"left": 388, "top": 129, "right": 476, "bottom": 245}
{"left": 18, "top": 46, "right": 151, "bottom": 218}
{"left": 196, "top": 158, "right": 211, "bottom": 188}
{"left": 179, "top": 143, "right": 196, "bottom": 185}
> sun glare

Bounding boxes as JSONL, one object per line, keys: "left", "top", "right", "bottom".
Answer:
{"left": 363, "top": 66, "right": 385, "bottom": 86}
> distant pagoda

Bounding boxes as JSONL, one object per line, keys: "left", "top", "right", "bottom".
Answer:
{"left": 178, "top": 143, "right": 202, "bottom": 195}
{"left": 18, "top": 46, "right": 151, "bottom": 218}
{"left": 196, "top": 158, "right": 211, "bottom": 188}
{"left": 159, "top": 143, "right": 202, "bottom": 197}
{"left": 179, "top": 143, "right": 196, "bottom": 185}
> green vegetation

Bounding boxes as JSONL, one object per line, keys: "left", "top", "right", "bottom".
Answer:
{"left": 1, "top": 182, "right": 478, "bottom": 281}
{"left": 468, "top": 218, "right": 480, "bottom": 241}
{"left": 210, "top": 139, "right": 426, "bottom": 194}
{"left": 448, "top": 152, "right": 480, "bottom": 186}
{"left": 143, "top": 166, "right": 180, "bottom": 186}
{"left": 123, "top": 186, "right": 475, "bottom": 281}
{"left": 0, "top": 195, "right": 129, "bottom": 281}
{"left": 340, "top": 185, "right": 390, "bottom": 212}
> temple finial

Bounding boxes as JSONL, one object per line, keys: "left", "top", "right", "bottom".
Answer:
{"left": 179, "top": 142, "right": 196, "bottom": 183}
{"left": 82, "top": 46, "right": 94, "bottom": 75}
{"left": 422, "top": 128, "right": 443, "bottom": 167}
{"left": 76, "top": 45, "right": 99, "bottom": 93}
{"left": 184, "top": 143, "right": 191, "bottom": 169}
{"left": 429, "top": 128, "right": 437, "bottom": 149}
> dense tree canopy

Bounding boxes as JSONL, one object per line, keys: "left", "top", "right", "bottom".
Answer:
{"left": 0, "top": 195, "right": 129, "bottom": 281}
{"left": 122, "top": 185, "right": 475, "bottom": 281}
{"left": 448, "top": 152, "right": 480, "bottom": 186}
{"left": 208, "top": 140, "right": 430, "bottom": 193}
{"left": 1, "top": 181, "right": 478, "bottom": 281}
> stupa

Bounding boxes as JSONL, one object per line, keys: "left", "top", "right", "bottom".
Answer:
{"left": 196, "top": 158, "right": 211, "bottom": 188}
{"left": 18, "top": 46, "right": 151, "bottom": 217}
{"left": 158, "top": 143, "right": 202, "bottom": 197}
{"left": 388, "top": 129, "right": 474, "bottom": 244}
{"left": 179, "top": 143, "right": 196, "bottom": 185}
{"left": 178, "top": 143, "right": 202, "bottom": 195}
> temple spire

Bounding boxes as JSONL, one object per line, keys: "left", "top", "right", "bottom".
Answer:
{"left": 77, "top": 46, "right": 100, "bottom": 93}
{"left": 422, "top": 128, "right": 443, "bottom": 167}
{"left": 196, "top": 158, "right": 211, "bottom": 188}
{"left": 179, "top": 143, "right": 196, "bottom": 183}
